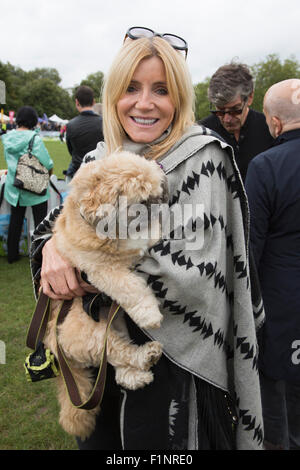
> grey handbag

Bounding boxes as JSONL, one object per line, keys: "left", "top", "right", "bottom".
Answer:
{"left": 14, "top": 134, "right": 49, "bottom": 196}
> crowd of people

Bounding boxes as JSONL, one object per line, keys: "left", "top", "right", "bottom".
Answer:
{"left": 1, "top": 25, "right": 300, "bottom": 451}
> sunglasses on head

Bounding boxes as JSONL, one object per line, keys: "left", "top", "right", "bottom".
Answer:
{"left": 124, "top": 26, "right": 188, "bottom": 59}
{"left": 210, "top": 100, "right": 247, "bottom": 117}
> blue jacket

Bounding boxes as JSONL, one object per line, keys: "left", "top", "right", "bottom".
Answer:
{"left": 245, "top": 129, "right": 300, "bottom": 384}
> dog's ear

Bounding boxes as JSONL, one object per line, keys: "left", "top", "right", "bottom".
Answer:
{"left": 79, "top": 184, "right": 120, "bottom": 230}
{"left": 121, "top": 175, "right": 153, "bottom": 202}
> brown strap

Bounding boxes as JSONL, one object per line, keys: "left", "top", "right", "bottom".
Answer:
{"left": 26, "top": 290, "right": 51, "bottom": 350}
{"left": 56, "top": 300, "right": 120, "bottom": 410}
{"left": 26, "top": 289, "right": 120, "bottom": 411}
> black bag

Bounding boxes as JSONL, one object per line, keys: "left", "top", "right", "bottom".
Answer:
{"left": 14, "top": 134, "right": 49, "bottom": 196}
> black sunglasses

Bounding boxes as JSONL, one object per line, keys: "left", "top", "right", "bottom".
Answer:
{"left": 210, "top": 100, "right": 247, "bottom": 118}
{"left": 124, "top": 26, "right": 188, "bottom": 59}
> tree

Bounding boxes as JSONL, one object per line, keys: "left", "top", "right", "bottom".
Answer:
{"left": 20, "top": 78, "right": 76, "bottom": 119}
{"left": 251, "top": 54, "right": 300, "bottom": 111}
{"left": 194, "top": 78, "right": 210, "bottom": 121}
{"left": 26, "top": 67, "right": 62, "bottom": 86}
{"left": 0, "top": 62, "right": 27, "bottom": 112}
{"left": 0, "top": 63, "right": 75, "bottom": 118}
{"left": 73, "top": 71, "right": 105, "bottom": 102}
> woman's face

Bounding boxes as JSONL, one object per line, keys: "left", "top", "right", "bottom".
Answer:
{"left": 117, "top": 56, "right": 175, "bottom": 143}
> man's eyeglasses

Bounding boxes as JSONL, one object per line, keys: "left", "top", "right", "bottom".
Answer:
{"left": 210, "top": 101, "right": 247, "bottom": 118}
{"left": 124, "top": 27, "right": 188, "bottom": 59}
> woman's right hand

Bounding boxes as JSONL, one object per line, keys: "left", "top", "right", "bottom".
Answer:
{"left": 40, "top": 238, "right": 88, "bottom": 300}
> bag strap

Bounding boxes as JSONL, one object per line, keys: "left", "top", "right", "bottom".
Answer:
{"left": 49, "top": 178, "right": 63, "bottom": 204}
{"left": 26, "top": 289, "right": 120, "bottom": 410}
{"left": 28, "top": 133, "right": 37, "bottom": 153}
{"left": 0, "top": 180, "right": 5, "bottom": 208}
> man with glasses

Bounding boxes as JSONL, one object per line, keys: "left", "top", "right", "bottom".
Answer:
{"left": 200, "top": 63, "right": 274, "bottom": 181}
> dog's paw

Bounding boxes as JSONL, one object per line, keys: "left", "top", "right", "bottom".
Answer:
{"left": 141, "top": 341, "right": 163, "bottom": 369}
{"left": 131, "top": 306, "right": 163, "bottom": 329}
{"left": 128, "top": 298, "right": 163, "bottom": 330}
{"left": 115, "top": 366, "right": 154, "bottom": 390}
{"left": 139, "top": 312, "right": 163, "bottom": 329}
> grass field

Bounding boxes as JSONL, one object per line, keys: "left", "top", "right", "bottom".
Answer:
{"left": 0, "top": 138, "right": 78, "bottom": 450}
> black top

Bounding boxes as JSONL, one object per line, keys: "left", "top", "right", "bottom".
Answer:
{"left": 66, "top": 111, "right": 104, "bottom": 173}
{"left": 245, "top": 129, "right": 300, "bottom": 383}
{"left": 200, "top": 109, "right": 274, "bottom": 181}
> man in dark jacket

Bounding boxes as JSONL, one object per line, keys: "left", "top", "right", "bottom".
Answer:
{"left": 65, "top": 86, "right": 104, "bottom": 178}
{"left": 200, "top": 63, "right": 274, "bottom": 181}
{"left": 245, "top": 79, "right": 300, "bottom": 450}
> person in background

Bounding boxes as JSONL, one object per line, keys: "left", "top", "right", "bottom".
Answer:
{"left": 92, "top": 102, "right": 103, "bottom": 116}
{"left": 245, "top": 79, "right": 300, "bottom": 450}
{"left": 30, "top": 28, "right": 264, "bottom": 450}
{"left": 59, "top": 124, "right": 66, "bottom": 143}
{"left": 2, "top": 105, "right": 53, "bottom": 263}
{"left": 200, "top": 63, "right": 274, "bottom": 181}
{"left": 65, "top": 86, "right": 104, "bottom": 179}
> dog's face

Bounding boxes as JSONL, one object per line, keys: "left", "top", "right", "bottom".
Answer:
{"left": 70, "top": 151, "right": 169, "bottom": 248}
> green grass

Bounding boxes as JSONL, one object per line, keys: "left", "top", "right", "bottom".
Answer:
{"left": 0, "top": 138, "right": 77, "bottom": 450}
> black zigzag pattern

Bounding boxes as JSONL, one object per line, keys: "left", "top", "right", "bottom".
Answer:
{"left": 234, "top": 395, "right": 263, "bottom": 444}
{"left": 233, "top": 322, "right": 259, "bottom": 372}
{"left": 166, "top": 162, "right": 248, "bottom": 281}
{"left": 33, "top": 205, "right": 63, "bottom": 236}
{"left": 239, "top": 409, "right": 263, "bottom": 445}
{"left": 160, "top": 210, "right": 236, "bottom": 268}
{"left": 145, "top": 274, "right": 234, "bottom": 359}
{"left": 201, "top": 159, "right": 241, "bottom": 199}
{"left": 150, "top": 242, "right": 232, "bottom": 301}
{"left": 203, "top": 212, "right": 249, "bottom": 287}
{"left": 233, "top": 395, "right": 264, "bottom": 445}
{"left": 203, "top": 211, "right": 236, "bottom": 255}
{"left": 233, "top": 255, "right": 248, "bottom": 283}
{"left": 169, "top": 170, "right": 200, "bottom": 205}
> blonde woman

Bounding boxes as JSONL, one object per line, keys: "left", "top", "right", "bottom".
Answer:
{"left": 31, "top": 27, "right": 264, "bottom": 450}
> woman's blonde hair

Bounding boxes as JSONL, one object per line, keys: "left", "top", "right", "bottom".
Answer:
{"left": 102, "top": 37, "right": 195, "bottom": 159}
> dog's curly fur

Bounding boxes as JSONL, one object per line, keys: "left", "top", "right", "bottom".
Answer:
{"left": 43, "top": 151, "right": 168, "bottom": 440}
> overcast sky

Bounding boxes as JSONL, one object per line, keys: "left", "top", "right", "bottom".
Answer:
{"left": 1, "top": 0, "right": 300, "bottom": 90}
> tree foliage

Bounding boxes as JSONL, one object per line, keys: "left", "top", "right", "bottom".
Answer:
{"left": 0, "top": 64, "right": 77, "bottom": 119}
{"left": 73, "top": 71, "right": 104, "bottom": 103}
{"left": 250, "top": 54, "right": 300, "bottom": 111}
{"left": 21, "top": 78, "right": 76, "bottom": 118}
{"left": 194, "top": 78, "right": 210, "bottom": 122}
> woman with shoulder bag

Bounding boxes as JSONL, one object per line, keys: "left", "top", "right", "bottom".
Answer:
{"left": 2, "top": 106, "right": 53, "bottom": 263}
{"left": 30, "top": 28, "right": 264, "bottom": 450}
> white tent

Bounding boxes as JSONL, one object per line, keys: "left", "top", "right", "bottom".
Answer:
{"left": 49, "top": 114, "right": 68, "bottom": 124}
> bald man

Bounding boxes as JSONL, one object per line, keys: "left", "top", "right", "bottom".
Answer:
{"left": 245, "top": 79, "right": 300, "bottom": 450}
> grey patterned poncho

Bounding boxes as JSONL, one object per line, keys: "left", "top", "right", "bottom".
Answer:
{"left": 30, "top": 124, "right": 264, "bottom": 449}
